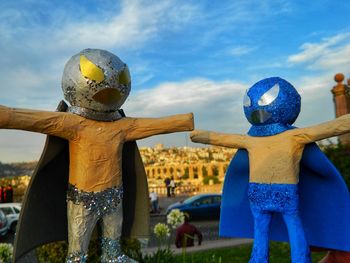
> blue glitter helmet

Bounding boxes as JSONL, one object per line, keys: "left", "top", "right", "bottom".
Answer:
{"left": 243, "top": 77, "right": 301, "bottom": 136}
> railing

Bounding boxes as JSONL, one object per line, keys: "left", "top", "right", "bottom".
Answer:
{"left": 149, "top": 184, "right": 222, "bottom": 196}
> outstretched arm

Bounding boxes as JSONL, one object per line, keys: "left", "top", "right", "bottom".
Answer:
{"left": 0, "top": 105, "right": 75, "bottom": 139}
{"left": 124, "top": 113, "right": 194, "bottom": 141}
{"left": 293, "top": 113, "right": 350, "bottom": 144}
{"left": 190, "top": 130, "right": 248, "bottom": 149}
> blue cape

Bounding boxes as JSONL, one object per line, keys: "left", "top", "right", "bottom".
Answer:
{"left": 219, "top": 143, "right": 350, "bottom": 251}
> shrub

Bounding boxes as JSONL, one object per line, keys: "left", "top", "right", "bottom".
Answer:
{"left": 322, "top": 143, "right": 350, "bottom": 190}
{"left": 0, "top": 243, "right": 13, "bottom": 263}
{"left": 36, "top": 238, "right": 102, "bottom": 263}
{"left": 202, "top": 176, "right": 220, "bottom": 185}
{"left": 121, "top": 238, "right": 143, "bottom": 262}
{"left": 36, "top": 241, "right": 68, "bottom": 263}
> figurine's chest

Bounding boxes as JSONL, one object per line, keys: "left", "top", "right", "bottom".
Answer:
{"left": 248, "top": 135, "right": 304, "bottom": 184}
{"left": 68, "top": 122, "right": 127, "bottom": 163}
{"left": 250, "top": 134, "right": 303, "bottom": 154}
{"left": 73, "top": 121, "right": 126, "bottom": 144}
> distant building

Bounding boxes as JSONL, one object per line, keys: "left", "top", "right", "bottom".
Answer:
{"left": 332, "top": 73, "right": 350, "bottom": 144}
{"left": 140, "top": 146, "right": 236, "bottom": 186}
{"left": 154, "top": 143, "right": 164, "bottom": 151}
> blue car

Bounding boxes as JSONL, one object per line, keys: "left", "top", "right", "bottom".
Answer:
{"left": 166, "top": 194, "right": 221, "bottom": 220}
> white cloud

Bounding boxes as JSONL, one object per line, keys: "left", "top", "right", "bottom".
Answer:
{"left": 285, "top": 32, "right": 350, "bottom": 128}
{"left": 287, "top": 33, "right": 350, "bottom": 71}
{"left": 22, "top": 0, "right": 199, "bottom": 52}
{"left": 0, "top": 130, "right": 45, "bottom": 163}
{"left": 290, "top": 74, "right": 337, "bottom": 131}
{"left": 125, "top": 78, "right": 246, "bottom": 116}
{"left": 0, "top": 0, "right": 200, "bottom": 107}
{"left": 0, "top": 63, "right": 62, "bottom": 109}
{"left": 316, "top": 44, "right": 350, "bottom": 71}
{"left": 228, "top": 46, "right": 257, "bottom": 57}
{"left": 124, "top": 78, "right": 250, "bottom": 148}
{"left": 283, "top": 32, "right": 350, "bottom": 131}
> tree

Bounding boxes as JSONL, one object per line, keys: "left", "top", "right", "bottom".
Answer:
{"left": 322, "top": 143, "right": 350, "bottom": 190}
{"left": 202, "top": 166, "right": 208, "bottom": 177}
{"left": 182, "top": 167, "right": 189, "bottom": 180}
{"left": 212, "top": 166, "right": 219, "bottom": 177}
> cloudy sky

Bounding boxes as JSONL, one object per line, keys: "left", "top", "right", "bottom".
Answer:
{"left": 0, "top": 0, "right": 350, "bottom": 162}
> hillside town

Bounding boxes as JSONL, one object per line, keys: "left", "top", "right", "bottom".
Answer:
{"left": 140, "top": 145, "right": 236, "bottom": 192}
{"left": 0, "top": 146, "right": 237, "bottom": 199}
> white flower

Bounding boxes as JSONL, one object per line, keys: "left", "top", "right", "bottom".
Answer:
{"left": 166, "top": 209, "right": 185, "bottom": 229}
{"left": 0, "top": 243, "right": 13, "bottom": 262}
{"left": 153, "top": 223, "right": 170, "bottom": 238}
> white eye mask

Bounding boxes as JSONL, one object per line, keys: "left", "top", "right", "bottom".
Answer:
{"left": 243, "top": 90, "right": 251, "bottom": 107}
{"left": 258, "top": 83, "right": 280, "bottom": 106}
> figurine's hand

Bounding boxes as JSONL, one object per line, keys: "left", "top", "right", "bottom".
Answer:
{"left": 188, "top": 113, "right": 195, "bottom": 131}
{"left": 191, "top": 130, "right": 247, "bottom": 149}
{"left": 0, "top": 105, "right": 11, "bottom": 127}
{"left": 0, "top": 105, "right": 10, "bottom": 112}
{"left": 190, "top": 130, "right": 210, "bottom": 144}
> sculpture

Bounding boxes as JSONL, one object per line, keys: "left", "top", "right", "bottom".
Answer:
{"left": 191, "top": 77, "right": 350, "bottom": 263}
{"left": 0, "top": 49, "right": 194, "bottom": 262}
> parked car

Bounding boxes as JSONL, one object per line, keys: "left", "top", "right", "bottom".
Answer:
{"left": 0, "top": 210, "right": 8, "bottom": 236}
{"left": 0, "top": 203, "right": 21, "bottom": 233}
{"left": 166, "top": 194, "right": 221, "bottom": 220}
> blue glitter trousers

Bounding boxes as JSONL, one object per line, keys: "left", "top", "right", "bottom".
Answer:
{"left": 248, "top": 183, "right": 311, "bottom": 263}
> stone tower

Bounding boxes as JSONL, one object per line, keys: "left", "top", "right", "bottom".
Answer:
{"left": 331, "top": 73, "right": 350, "bottom": 144}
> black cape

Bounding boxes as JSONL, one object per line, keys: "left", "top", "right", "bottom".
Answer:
{"left": 13, "top": 101, "right": 150, "bottom": 262}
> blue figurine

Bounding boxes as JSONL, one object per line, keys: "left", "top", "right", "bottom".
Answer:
{"left": 191, "top": 77, "right": 350, "bottom": 263}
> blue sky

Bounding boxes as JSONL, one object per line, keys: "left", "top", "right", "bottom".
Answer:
{"left": 0, "top": 0, "right": 350, "bottom": 162}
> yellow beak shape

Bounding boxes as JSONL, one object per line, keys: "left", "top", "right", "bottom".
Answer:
{"left": 92, "top": 88, "right": 121, "bottom": 105}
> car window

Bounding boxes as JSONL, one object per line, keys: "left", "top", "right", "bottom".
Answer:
{"left": 0, "top": 207, "right": 13, "bottom": 215}
{"left": 183, "top": 196, "right": 200, "bottom": 204}
{"left": 194, "top": 197, "right": 212, "bottom": 206}
{"left": 13, "top": 207, "right": 20, "bottom": 213}
{"left": 212, "top": 196, "right": 221, "bottom": 204}
{"left": 0, "top": 211, "right": 6, "bottom": 225}
{"left": 0, "top": 211, "right": 5, "bottom": 220}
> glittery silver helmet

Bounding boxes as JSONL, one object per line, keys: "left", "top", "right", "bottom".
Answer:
{"left": 62, "top": 49, "right": 131, "bottom": 117}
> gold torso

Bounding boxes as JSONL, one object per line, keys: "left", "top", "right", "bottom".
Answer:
{"left": 68, "top": 119, "right": 126, "bottom": 192}
{"left": 247, "top": 132, "right": 305, "bottom": 184}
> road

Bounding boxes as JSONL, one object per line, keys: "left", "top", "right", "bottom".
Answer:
{"left": 1, "top": 195, "right": 223, "bottom": 248}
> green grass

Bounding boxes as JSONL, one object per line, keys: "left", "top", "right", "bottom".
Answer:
{"left": 174, "top": 242, "right": 326, "bottom": 263}
{"left": 36, "top": 240, "right": 327, "bottom": 263}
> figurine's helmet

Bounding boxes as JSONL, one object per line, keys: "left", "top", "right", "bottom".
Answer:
{"left": 243, "top": 77, "right": 301, "bottom": 125}
{"left": 62, "top": 49, "right": 131, "bottom": 112}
